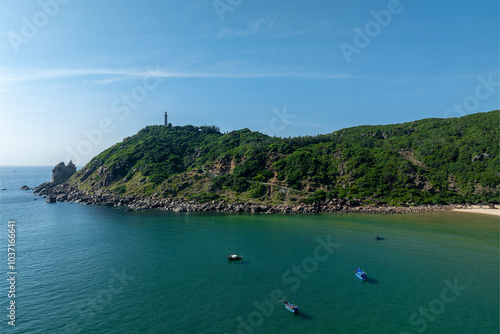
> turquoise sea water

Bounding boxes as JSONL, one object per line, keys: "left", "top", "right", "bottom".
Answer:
{"left": 0, "top": 166, "right": 498, "bottom": 334}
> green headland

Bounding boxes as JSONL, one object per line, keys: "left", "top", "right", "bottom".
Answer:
{"left": 57, "top": 110, "right": 499, "bottom": 209}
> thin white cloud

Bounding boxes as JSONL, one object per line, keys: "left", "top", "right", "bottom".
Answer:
{"left": 0, "top": 68, "right": 138, "bottom": 85}
{"left": 218, "top": 17, "right": 276, "bottom": 38}
{"left": 0, "top": 66, "right": 351, "bottom": 87}
{"left": 216, "top": 13, "right": 331, "bottom": 38}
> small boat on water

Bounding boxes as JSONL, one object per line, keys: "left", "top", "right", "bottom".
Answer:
{"left": 355, "top": 268, "right": 367, "bottom": 281}
{"left": 283, "top": 300, "right": 299, "bottom": 314}
{"left": 228, "top": 254, "right": 243, "bottom": 261}
{"left": 375, "top": 234, "right": 381, "bottom": 240}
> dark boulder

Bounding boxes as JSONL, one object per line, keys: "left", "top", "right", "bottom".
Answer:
{"left": 56, "top": 194, "right": 68, "bottom": 202}
{"left": 51, "top": 161, "right": 77, "bottom": 185}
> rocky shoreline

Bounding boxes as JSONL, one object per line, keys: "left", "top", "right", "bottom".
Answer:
{"left": 32, "top": 182, "right": 497, "bottom": 215}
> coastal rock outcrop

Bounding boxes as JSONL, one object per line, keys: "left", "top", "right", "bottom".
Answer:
{"left": 31, "top": 111, "right": 499, "bottom": 214}
{"left": 32, "top": 181, "right": 495, "bottom": 215}
{"left": 51, "top": 161, "right": 77, "bottom": 185}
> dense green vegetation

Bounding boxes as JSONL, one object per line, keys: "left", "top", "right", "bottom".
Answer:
{"left": 69, "top": 110, "right": 499, "bottom": 206}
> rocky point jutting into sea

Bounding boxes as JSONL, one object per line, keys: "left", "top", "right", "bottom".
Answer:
{"left": 33, "top": 112, "right": 499, "bottom": 213}
{"left": 33, "top": 163, "right": 495, "bottom": 214}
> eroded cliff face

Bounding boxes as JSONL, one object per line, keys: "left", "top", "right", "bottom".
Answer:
{"left": 51, "top": 161, "right": 77, "bottom": 185}
{"left": 32, "top": 111, "right": 500, "bottom": 209}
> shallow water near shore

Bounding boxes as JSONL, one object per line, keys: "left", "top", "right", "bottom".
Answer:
{"left": 1, "top": 167, "right": 499, "bottom": 333}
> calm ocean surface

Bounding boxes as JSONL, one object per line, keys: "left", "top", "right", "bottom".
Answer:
{"left": 0, "top": 166, "right": 498, "bottom": 334}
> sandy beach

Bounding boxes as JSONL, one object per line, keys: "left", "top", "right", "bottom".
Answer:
{"left": 452, "top": 208, "right": 500, "bottom": 216}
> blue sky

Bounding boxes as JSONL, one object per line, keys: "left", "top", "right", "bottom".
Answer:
{"left": 0, "top": 0, "right": 498, "bottom": 166}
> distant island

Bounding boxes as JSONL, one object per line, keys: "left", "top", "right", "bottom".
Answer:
{"left": 34, "top": 110, "right": 499, "bottom": 214}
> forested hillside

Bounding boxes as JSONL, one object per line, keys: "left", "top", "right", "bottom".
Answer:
{"left": 67, "top": 110, "right": 499, "bottom": 206}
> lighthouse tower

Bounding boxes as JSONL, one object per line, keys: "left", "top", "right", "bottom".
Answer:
{"left": 164, "top": 111, "right": 168, "bottom": 127}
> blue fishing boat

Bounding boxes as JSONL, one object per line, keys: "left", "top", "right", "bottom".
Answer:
{"left": 283, "top": 300, "right": 299, "bottom": 314}
{"left": 375, "top": 234, "right": 381, "bottom": 240}
{"left": 355, "top": 268, "right": 367, "bottom": 281}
